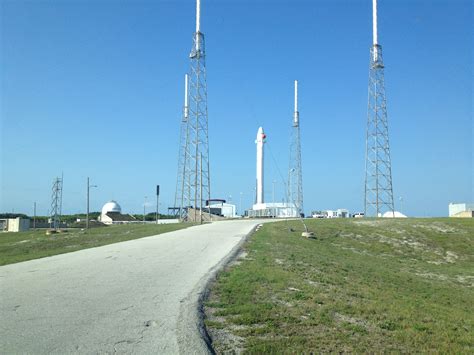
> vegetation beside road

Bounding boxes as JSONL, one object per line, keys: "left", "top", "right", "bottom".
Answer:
{"left": 0, "top": 223, "right": 191, "bottom": 266}
{"left": 205, "top": 218, "right": 474, "bottom": 353}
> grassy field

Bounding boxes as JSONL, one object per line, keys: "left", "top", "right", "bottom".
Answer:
{"left": 0, "top": 223, "right": 191, "bottom": 266}
{"left": 205, "top": 218, "right": 474, "bottom": 353}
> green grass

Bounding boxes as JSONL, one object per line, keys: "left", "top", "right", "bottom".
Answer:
{"left": 0, "top": 223, "right": 191, "bottom": 266}
{"left": 205, "top": 218, "right": 474, "bottom": 353}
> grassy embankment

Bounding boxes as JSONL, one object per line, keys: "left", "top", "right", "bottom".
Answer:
{"left": 205, "top": 218, "right": 474, "bottom": 353}
{"left": 0, "top": 223, "right": 191, "bottom": 266}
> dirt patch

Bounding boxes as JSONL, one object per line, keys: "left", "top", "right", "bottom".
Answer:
{"left": 334, "top": 312, "right": 373, "bottom": 330}
{"left": 413, "top": 223, "right": 460, "bottom": 234}
{"left": 455, "top": 275, "right": 474, "bottom": 287}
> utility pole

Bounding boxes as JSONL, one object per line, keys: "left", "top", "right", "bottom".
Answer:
{"left": 33, "top": 202, "right": 36, "bottom": 229}
{"left": 272, "top": 180, "right": 277, "bottom": 204}
{"left": 86, "top": 177, "right": 97, "bottom": 231}
{"left": 143, "top": 196, "right": 147, "bottom": 224}
{"left": 200, "top": 153, "right": 203, "bottom": 224}
{"left": 239, "top": 192, "right": 243, "bottom": 216}
{"left": 156, "top": 185, "right": 160, "bottom": 224}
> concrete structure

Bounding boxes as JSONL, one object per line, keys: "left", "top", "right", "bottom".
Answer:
{"left": 449, "top": 203, "right": 474, "bottom": 218}
{"left": 247, "top": 203, "right": 297, "bottom": 218}
{"left": 0, "top": 218, "right": 30, "bottom": 232}
{"left": 99, "top": 201, "right": 137, "bottom": 224}
{"left": 209, "top": 202, "right": 237, "bottom": 218}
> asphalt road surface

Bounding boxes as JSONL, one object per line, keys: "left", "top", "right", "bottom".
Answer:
{"left": 0, "top": 220, "right": 263, "bottom": 354}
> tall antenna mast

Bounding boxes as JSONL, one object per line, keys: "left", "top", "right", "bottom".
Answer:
{"left": 364, "top": 0, "right": 395, "bottom": 217}
{"left": 176, "top": 0, "right": 211, "bottom": 223}
{"left": 289, "top": 80, "right": 304, "bottom": 217}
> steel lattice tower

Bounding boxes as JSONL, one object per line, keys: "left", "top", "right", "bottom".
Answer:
{"left": 50, "top": 175, "right": 63, "bottom": 230}
{"left": 289, "top": 80, "right": 304, "bottom": 217}
{"left": 364, "top": 0, "right": 395, "bottom": 217}
{"left": 174, "top": 74, "right": 189, "bottom": 217}
{"left": 176, "top": 0, "right": 211, "bottom": 222}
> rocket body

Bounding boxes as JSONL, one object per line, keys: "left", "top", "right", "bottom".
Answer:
{"left": 255, "top": 127, "right": 266, "bottom": 205}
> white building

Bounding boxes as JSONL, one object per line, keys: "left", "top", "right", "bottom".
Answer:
{"left": 314, "top": 209, "right": 350, "bottom": 218}
{"left": 99, "top": 201, "right": 137, "bottom": 224}
{"left": 209, "top": 202, "right": 237, "bottom": 218}
{"left": 449, "top": 203, "right": 474, "bottom": 218}
{"left": 0, "top": 218, "right": 30, "bottom": 232}
{"left": 248, "top": 202, "right": 298, "bottom": 218}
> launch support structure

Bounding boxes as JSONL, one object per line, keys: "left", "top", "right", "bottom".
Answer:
{"left": 175, "top": 0, "right": 211, "bottom": 223}
{"left": 364, "top": 0, "right": 395, "bottom": 217}
{"left": 289, "top": 80, "right": 304, "bottom": 217}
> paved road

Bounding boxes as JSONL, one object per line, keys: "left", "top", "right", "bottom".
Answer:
{"left": 0, "top": 220, "right": 262, "bottom": 354}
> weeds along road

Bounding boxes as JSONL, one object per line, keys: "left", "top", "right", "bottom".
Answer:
{"left": 0, "top": 220, "right": 263, "bottom": 354}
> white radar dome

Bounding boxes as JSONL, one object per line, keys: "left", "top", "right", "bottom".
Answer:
{"left": 101, "top": 201, "right": 122, "bottom": 215}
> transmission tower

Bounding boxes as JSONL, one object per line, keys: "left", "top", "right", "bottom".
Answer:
{"left": 50, "top": 175, "right": 63, "bottom": 230}
{"left": 364, "top": 0, "right": 395, "bottom": 217}
{"left": 289, "top": 80, "right": 304, "bottom": 217}
{"left": 176, "top": 0, "right": 211, "bottom": 222}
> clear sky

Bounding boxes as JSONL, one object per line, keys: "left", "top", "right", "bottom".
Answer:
{"left": 1, "top": 0, "right": 472, "bottom": 217}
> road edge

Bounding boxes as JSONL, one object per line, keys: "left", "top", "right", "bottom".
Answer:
{"left": 176, "top": 222, "right": 261, "bottom": 354}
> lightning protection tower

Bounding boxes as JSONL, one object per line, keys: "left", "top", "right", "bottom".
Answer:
{"left": 364, "top": 0, "right": 395, "bottom": 217}
{"left": 289, "top": 80, "right": 304, "bottom": 217}
{"left": 174, "top": 74, "right": 189, "bottom": 217}
{"left": 176, "top": 0, "right": 211, "bottom": 223}
{"left": 50, "top": 175, "right": 63, "bottom": 230}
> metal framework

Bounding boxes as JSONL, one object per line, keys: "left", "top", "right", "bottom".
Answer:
{"left": 174, "top": 75, "right": 189, "bottom": 218}
{"left": 176, "top": 27, "right": 211, "bottom": 222}
{"left": 364, "top": 44, "right": 395, "bottom": 217}
{"left": 50, "top": 175, "right": 63, "bottom": 230}
{"left": 289, "top": 81, "right": 304, "bottom": 217}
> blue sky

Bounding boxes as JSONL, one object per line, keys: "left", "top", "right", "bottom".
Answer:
{"left": 1, "top": 0, "right": 472, "bottom": 217}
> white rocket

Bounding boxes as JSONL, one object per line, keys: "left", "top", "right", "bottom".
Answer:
{"left": 255, "top": 127, "right": 266, "bottom": 205}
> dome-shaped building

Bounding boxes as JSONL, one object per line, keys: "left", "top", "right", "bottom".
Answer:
{"left": 101, "top": 201, "right": 122, "bottom": 215}
{"left": 99, "top": 200, "right": 136, "bottom": 225}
